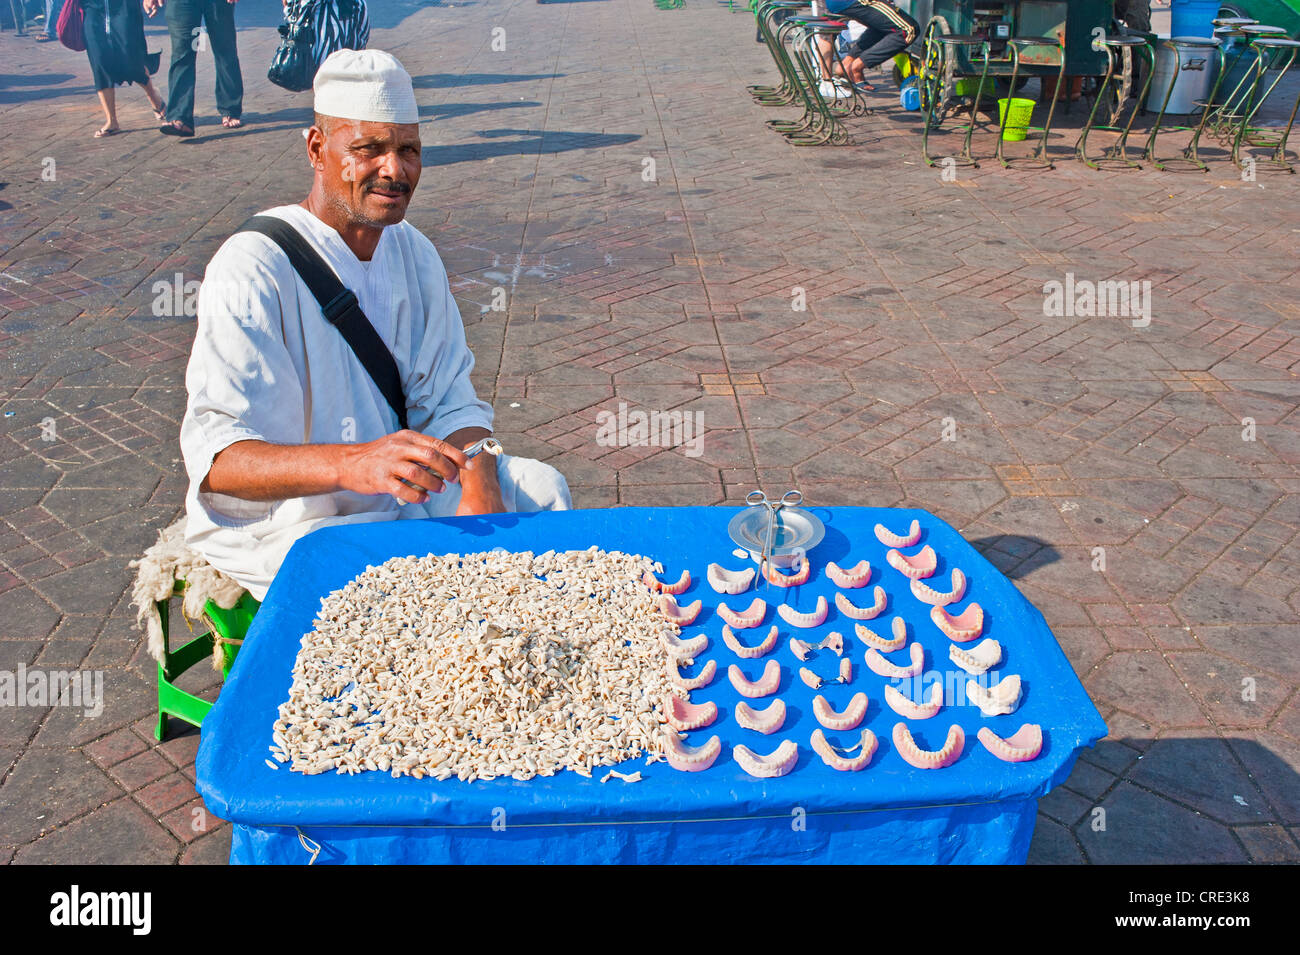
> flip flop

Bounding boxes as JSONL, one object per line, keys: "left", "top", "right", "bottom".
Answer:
{"left": 221, "top": 116, "right": 243, "bottom": 129}
{"left": 159, "top": 121, "right": 195, "bottom": 137}
{"left": 94, "top": 125, "right": 120, "bottom": 138}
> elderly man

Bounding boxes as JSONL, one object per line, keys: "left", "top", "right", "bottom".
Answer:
{"left": 181, "top": 49, "right": 570, "bottom": 601}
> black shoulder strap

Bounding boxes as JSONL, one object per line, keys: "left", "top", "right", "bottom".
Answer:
{"left": 239, "top": 214, "right": 408, "bottom": 432}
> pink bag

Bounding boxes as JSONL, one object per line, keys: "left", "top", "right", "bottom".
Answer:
{"left": 57, "top": 0, "right": 86, "bottom": 53}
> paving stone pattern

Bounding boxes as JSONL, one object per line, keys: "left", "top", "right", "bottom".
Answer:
{"left": 0, "top": 0, "right": 1296, "bottom": 864}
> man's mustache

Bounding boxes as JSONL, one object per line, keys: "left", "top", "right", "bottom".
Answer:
{"left": 363, "top": 179, "right": 411, "bottom": 195}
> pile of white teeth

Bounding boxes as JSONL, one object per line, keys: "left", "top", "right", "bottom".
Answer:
{"left": 270, "top": 547, "right": 676, "bottom": 782}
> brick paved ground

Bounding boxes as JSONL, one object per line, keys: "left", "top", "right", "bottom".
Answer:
{"left": 0, "top": 0, "right": 1297, "bottom": 864}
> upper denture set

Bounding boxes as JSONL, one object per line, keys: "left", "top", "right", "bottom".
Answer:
{"left": 652, "top": 518, "right": 1042, "bottom": 779}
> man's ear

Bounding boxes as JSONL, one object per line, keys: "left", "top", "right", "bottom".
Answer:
{"left": 305, "top": 125, "right": 327, "bottom": 171}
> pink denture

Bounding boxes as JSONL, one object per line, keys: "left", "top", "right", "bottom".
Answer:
{"left": 884, "top": 682, "right": 943, "bottom": 720}
{"left": 893, "top": 722, "right": 964, "bottom": 769}
{"left": 911, "top": 569, "right": 966, "bottom": 606}
{"left": 728, "top": 659, "right": 781, "bottom": 698}
{"left": 875, "top": 519, "right": 921, "bottom": 549}
{"left": 835, "top": 586, "right": 887, "bottom": 621}
{"left": 733, "top": 739, "right": 799, "bottom": 778}
{"left": 644, "top": 569, "right": 691, "bottom": 595}
{"left": 723, "top": 624, "right": 778, "bottom": 659}
{"left": 811, "top": 728, "right": 877, "bottom": 772}
{"left": 813, "top": 692, "right": 868, "bottom": 731}
{"left": 864, "top": 641, "right": 924, "bottom": 679}
{"left": 932, "top": 603, "right": 984, "bottom": 641}
{"left": 764, "top": 558, "right": 811, "bottom": 587}
{"left": 777, "top": 595, "right": 829, "bottom": 629}
{"left": 735, "top": 698, "right": 786, "bottom": 735}
{"left": 886, "top": 546, "right": 937, "bottom": 580}
{"left": 663, "top": 732, "right": 721, "bottom": 772}
{"left": 977, "top": 724, "right": 1043, "bottom": 762}
{"left": 660, "top": 594, "right": 703, "bottom": 625}
{"left": 665, "top": 695, "right": 717, "bottom": 732}
{"left": 827, "top": 559, "right": 871, "bottom": 589}
{"left": 718, "top": 597, "right": 767, "bottom": 629}
{"left": 667, "top": 657, "right": 716, "bottom": 691}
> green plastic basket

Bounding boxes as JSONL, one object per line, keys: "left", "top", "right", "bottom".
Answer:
{"left": 997, "top": 97, "right": 1035, "bottom": 141}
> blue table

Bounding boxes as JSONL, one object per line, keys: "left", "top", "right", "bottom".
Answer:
{"left": 196, "top": 506, "right": 1106, "bottom": 864}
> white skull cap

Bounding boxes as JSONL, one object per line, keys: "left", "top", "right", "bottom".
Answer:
{"left": 313, "top": 48, "right": 419, "bottom": 124}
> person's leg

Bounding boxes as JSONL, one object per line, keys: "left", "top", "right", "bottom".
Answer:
{"left": 855, "top": 28, "right": 909, "bottom": 70}
{"left": 162, "top": 0, "right": 200, "bottom": 131}
{"left": 417, "top": 454, "right": 572, "bottom": 518}
{"left": 95, "top": 87, "right": 118, "bottom": 135}
{"left": 44, "top": 0, "right": 63, "bottom": 37}
{"left": 203, "top": 0, "right": 243, "bottom": 123}
{"left": 141, "top": 76, "right": 164, "bottom": 117}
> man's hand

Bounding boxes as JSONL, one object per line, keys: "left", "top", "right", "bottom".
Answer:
{"left": 337, "top": 431, "right": 467, "bottom": 505}
{"left": 144, "top": 0, "right": 164, "bottom": 15}
{"left": 444, "top": 428, "right": 507, "bottom": 517}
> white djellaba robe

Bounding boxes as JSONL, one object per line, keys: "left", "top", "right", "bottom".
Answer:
{"left": 180, "top": 204, "right": 570, "bottom": 600}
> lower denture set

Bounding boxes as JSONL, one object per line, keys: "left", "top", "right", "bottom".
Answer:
{"left": 652, "top": 520, "right": 1042, "bottom": 778}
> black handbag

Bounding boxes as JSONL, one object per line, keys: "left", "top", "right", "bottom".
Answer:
{"left": 267, "top": 14, "right": 317, "bottom": 93}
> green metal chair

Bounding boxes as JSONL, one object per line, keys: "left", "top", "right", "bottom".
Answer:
{"left": 922, "top": 31, "right": 993, "bottom": 168}
{"left": 1076, "top": 34, "right": 1156, "bottom": 170}
{"left": 1230, "top": 35, "right": 1300, "bottom": 172}
{"left": 1142, "top": 36, "right": 1221, "bottom": 172}
{"left": 155, "top": 583, "right": 260, "bottom": 740}
{"left": 997, "top": 36, "right": 1067, "bottom": 169}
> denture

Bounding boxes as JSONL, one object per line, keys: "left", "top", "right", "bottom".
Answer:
{"left": 665, "top": 695, "right": 718, "bottom": 732}
{"left": 818, "top": 632, "right": 844, "bottom": 656}
{"left": 884, "top": 682, "right": 944, "bottom": 719}
{"left": 659, "top": 631, "right": 708, "bottom": 661}
{"left": 813, "top": 692, "right": 868, "bottom": 731}
{"left": 911, "top": 569, "right": 966, "bottom": 606}
{"left": 835, "top": 586, "right": 887, "bottom": 621}
{"left": 663, "top": 731, "right": 721, "bottom": 772}
{"left": 735, "top": 698, "right": 786, "bottom": 735}
{"left": 948, "top": 638, "right": 1001, "bottom": 675}
{"left": 667, "top": 657, "right": 716, "bottom": 692}
{"left": 733, "top": 739, "right": 799, "bottom": 778}
{"left": 644, "top": 569, "right": 691, "bottom": 595}
{"left": 718, "top": 597, "right": 767, "bottom": 629}
{"left": 875, "top": 519, "right": 921, "bottom": 548}
{"left": 707, "top": 563, "right": 756, "bottom": 595}
{"left": 854, "top": 616, "right": 907, "bottom": 652}
{"left": 977, "top": 723, "right": 1043, "bottom": 762}
{"left": 788, "top": 637, "right": 813, "bottom": 662}
{"left": 864, "top": 641, "right": 924, "bottom": 679}
{"left": 886, "top": 546, "right": 937, "bottom": 580}
{"left": 893, "top": 722, "right": 964, "bottom": 769}
{"left": 777, "top": 595, "right": 829, "bottom": 629}
{"left": 932, "top": 603, "right": 984, "bottom": 641}
{"left": 838, "top": 656, "right": 852, "bottom": 683}
{"left": 967, "top": 674, "right": 1021, "bottom": 716}
{"left": 810, "top": 728, "right": 877, "bottom": 772}
{"left": 728, "top": 659, "right": 781, "bottom": 698}
{"left": 764, "top": 558, "right": 812, "bottom": 587}
{"left": 799, "top": 666, "right": 824, "bottom": 690}
{"left": 723, "top": 623, "right": 779, "bottom": 659}
{"left": 660, "top": 594, "right": 703, "bottom": 625}
{"left": 826, "top": 559, "right": 872, "bottom": 589}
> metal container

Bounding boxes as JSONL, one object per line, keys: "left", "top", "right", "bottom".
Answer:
{"left": 1148, "top": 38, "right": 1218, "bottom": 114}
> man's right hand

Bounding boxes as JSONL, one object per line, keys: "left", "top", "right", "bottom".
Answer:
{"left": 336, "top": 431, "right": 468, "bottom": 504}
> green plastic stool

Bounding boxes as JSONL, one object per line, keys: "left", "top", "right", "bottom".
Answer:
{"left": 155, "top": 583, "right": 260, "bottom": 741}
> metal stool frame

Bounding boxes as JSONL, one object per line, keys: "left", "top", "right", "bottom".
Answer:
{"left": 1231, "top": 36, "right": 1300, "bottom": 172}
{"left": 996, "top": 35, "right": 1067, "bottom": 169}
{"left": 1076, "top": 35, "right": 1156, "bottom": 170}
{"left": 922, "top": 33, "right": 993, "bottom": 168}
{"left": 1143, "top": 36, "right": 1221, "bottom": 172}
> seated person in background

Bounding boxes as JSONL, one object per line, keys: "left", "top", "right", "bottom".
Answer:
{"left": 181, "top": 49, "right": 570, "bottom": 601}
{"left": 813, "top": 0, "right": 919, "bottom": 90}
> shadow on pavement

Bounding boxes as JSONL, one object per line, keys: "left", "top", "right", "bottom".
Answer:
{"left": 968, "top": 535, "right": 1061, "bottom": 579}
{"left": 422, "top": 128, "right": 641, "bottom": 166}
{"left": 411, "top": 73, "right": 562, "bottom": 89}
{"left": 1032, "top": 735, "right": 1299, "bottom": 864}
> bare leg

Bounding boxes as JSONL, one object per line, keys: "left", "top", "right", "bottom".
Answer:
{"left": 142, "top": 78, "right": 165, "bottom": 118}
{"left": 95, "top": 88, "right": 119, "bottom": 136}
{"left": 816, "top": 35, "right": 836, "bottom": 80}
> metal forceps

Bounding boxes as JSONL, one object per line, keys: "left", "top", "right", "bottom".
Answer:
{"left": 745, "top": 489, "right": 802, "bottom": 589}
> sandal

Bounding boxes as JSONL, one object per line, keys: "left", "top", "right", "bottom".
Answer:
{"left": 221, "top": 116, "right": 243, "bottom": 129}
{"left": 159, "top": 120, "right": 195, "bottom": 137}
{"left": 94, "top": 124, "right": 120, "bottom": 138}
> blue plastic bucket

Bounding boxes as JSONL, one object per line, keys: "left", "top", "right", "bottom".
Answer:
{"left": 1170, "top": 0, "right": 1219, "bottom": 38}
{"left": 900, "top": 77, "right": 921, "bottom": 110}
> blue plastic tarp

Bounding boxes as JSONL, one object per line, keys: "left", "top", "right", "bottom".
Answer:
{"left": 196, "top": 506, "right": 1107, "bottom": 864}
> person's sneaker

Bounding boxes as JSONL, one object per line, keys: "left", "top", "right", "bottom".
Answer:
{"left": 818, "top": 80, "right": 852, "bottom": 100}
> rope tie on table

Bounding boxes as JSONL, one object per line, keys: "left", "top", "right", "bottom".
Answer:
{"left": 296, "top": 828, "right": 322, "bottom": 865}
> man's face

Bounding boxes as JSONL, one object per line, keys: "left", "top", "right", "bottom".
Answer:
{"left": 309, "top": 117, "right": 423, "bottom": 228}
